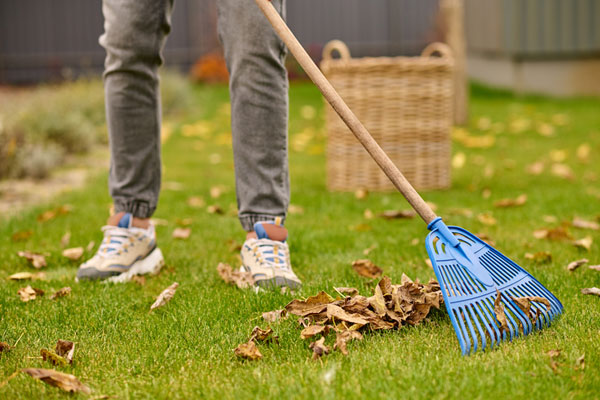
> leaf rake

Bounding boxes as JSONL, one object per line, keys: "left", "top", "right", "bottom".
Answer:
{"left": 255, "top": 0, "right": 563, "bottom": 355}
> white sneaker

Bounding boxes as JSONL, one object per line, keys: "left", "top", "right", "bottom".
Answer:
{"left": 76, "top": 213, "right": 164, "bottom": 283}
{"left": 240, "top": 219, "right": 302, "bottom": 290}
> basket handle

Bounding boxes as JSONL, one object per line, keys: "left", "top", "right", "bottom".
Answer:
{"left": 421, "top": 42, "right": 453, "bottom": 59}
{"left": 322, "top": 40, "right": 351, "bottom": 61}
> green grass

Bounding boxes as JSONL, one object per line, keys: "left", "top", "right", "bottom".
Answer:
{"left": 1, "top": 82, "right": 599, "bottom": 399}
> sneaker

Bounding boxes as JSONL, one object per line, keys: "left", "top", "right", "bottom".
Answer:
{"left": 240, "top": 218, "right": 302, "bottom": 290}
{"left": 76, "top": 213, "right": 164, "bottom": 283}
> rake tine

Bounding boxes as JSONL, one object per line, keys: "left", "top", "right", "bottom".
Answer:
{"left": 466, "top": 305, "right": 487, "bottom": 351}
{"left": 476, "top": 300, "right": 499, "bottom": 350}
{"left": 455, "top": 308, "right": 472, "bottom": 355}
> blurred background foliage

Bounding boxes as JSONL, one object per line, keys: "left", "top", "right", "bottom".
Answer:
{"left": 0, "top": 70, "right": 194, "bottom": 180}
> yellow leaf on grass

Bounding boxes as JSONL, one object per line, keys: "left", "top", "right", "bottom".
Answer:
{"left": 452, "top": 152, "right": 466, "bottom": 169}
{"left": 573, "top": 236, "right": 593, "bottom": 251}
{"left": 62, "top": 247, "right": 84, "bottom": 261}
{"left": 477, "top": 213, "right": 497, "bottom": 226}
{"left": 172, "top": 227, "right": 191, "bottom": 240}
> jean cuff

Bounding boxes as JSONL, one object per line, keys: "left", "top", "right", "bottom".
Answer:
{"left": 239, "top": 213, "right": 286, "bottom": 232}
{"left": 113, "top": 198, "right": 156, "bottom": 219}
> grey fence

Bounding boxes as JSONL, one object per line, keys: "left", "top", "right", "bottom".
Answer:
{"left": 465, "top": 0, "right": 600, "bottom": 57}
{"left": 0, "top": 0, "right": 441, "bottom": 84}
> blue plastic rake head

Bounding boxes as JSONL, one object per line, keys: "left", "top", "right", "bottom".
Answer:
{"left": 425, "top": 218, "right": 563, "bottom": 355}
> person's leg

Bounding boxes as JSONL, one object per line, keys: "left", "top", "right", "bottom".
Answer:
{"left": 217, "top": 0, "right": 290, "bottom": 233}
{"left": 77, "top": 0, "right": 173, "bottom": 282}
{"left": 101, "top": 0, "right": 174, "bottom": 222}
{"left": 217, "top": 0, "right": 300, "bottom": 289}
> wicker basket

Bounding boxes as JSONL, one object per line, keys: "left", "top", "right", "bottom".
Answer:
{"left": 321, "top": 40, "right": 454, "bottom": 191}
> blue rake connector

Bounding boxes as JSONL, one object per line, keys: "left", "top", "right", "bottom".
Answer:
{"left": 425, "top": 217, "right": 563, "bottom": 355}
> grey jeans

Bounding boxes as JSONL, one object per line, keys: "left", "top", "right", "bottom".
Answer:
{"left": 100, "top": 0, "right": 289, "bottom": 231}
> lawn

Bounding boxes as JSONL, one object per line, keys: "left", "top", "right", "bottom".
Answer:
{"left": 1, "top": 81, "right": 599, "bottom": 399}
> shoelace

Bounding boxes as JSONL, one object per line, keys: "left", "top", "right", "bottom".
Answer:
{"left": 252, "top": 238, "right": 290, "bottom": 270}
{"left": 97, "top": 226, "right": 135, "bottom": 257}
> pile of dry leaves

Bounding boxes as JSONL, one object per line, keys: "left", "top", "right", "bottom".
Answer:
{"left": 234, "top": 274, "right": 443, "bottom": 360}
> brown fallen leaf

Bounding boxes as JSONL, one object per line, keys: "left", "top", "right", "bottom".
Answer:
{"left": 172, "top": 227, "right": 191, "bottom": 240}
{"left": 285, "top": 291, "right": 335, "bottom": 317}
{"left": 60, "top": 232, "right": 71, "bottom": 248}
{"left": 477, "top": 213, "right": 497, "bottom": 226}
{"left": 334, "top": 330, "right": 363, "bottom": 355}
{"left": 7, "top": 272, "right": 45, "bottom": 281}
{"left": 262, "top": 309, "right": 286, "bottom": 323}
{"left": 249, "top": 326, "right": 276, "bottom": 343}
{"left": 300, "top": 325, "right": 329, "bottom": 340}
{"left": 572, "top": 217, "right": 599, "bottom": 231}
{"left": 351, "top": 259, "right": 383, "bottom": 279}
{"left": 37, "top": 205, "right": 72, "bottom": 223}
{"left": 525, "top": 252, "right": 552, "bottom": 264}
{"left": 217, "top": 262, "right": 254, "bottom": 289}
{"left": 526, "top": 161, "right": 545, "bottom": 175}
{"left": 187, "top": 196, "right": 205, "bottom": 208}
{"left": 551, "top": 163, "right": 574, "bottom": 180}
{"left": 234, "top": 340, "right": 262, "bottom": 360}
{"left": 573, "top": 236, "right": 593, "bottom": 251}
{"left": 62, "top": 247, "right": 84, "bottom": 261}
{"left": 207, "top": 205, "right": 224, "bottom": 215}
{"left": 309, "top": 337, "right": 330, "bottom": 360}
{"left": 533, "top": 226, "right": 572, "bottom": 241}
{"left": 131, "top": 275, "right": 147, "bottom": 286}
{"left": 378, "top": 210, "right": 416, "bottom": 220}
{"left": 363, "top": 209, "right": 374, "bottom": 220}
{"left": 22, "top": 368, "right": 90, "bottom": 394}
{"left": 150, "top": 282, "right": 179, "bottom": 311}
{"left": 326, "top": 304, "right": 369, "bottom": 326}
{"left": 41, "top": 349, "right": 68, "bottom": 367}
{"left": 50, "top": 287, "right": 71, "bottom": 300}
{"left": 0, "top": 342, "right": 12, "bottom": 353}
{"left": 566, "top": 259, "right": 588, "bottom": 272}
{"left": 547, "top": 349, "right": 561, "bottom": 358}
{"left": 12, "top": 230, "right": 33, "bottom": 242}
{"left": 588, "top": 265, "right": 600, "bottom": 272}
{"left": 510, "top": 295, "right": 551, "bottom": 324}
{"left": 581, "top": 287, "right": 600, "bottom": 297}
{"left": 18, "top": 286, "right": 44, "bottom": 302}
{"left": 575, "top": 354, "right": 585, "bottom": 370}
{"left": 55, "top": 340, "right": 75, "bottom": 364}
{"left": 494, "top": 194, "right": 527, "bottom": 208}
{"left": 494, "top": 291, "right": 509, "bottom": 335}
{"left": 335, "top": 287, "right": 359, "bottom": 297}
{"left": 17, "top": 251, "right": 47, "bottom": 269}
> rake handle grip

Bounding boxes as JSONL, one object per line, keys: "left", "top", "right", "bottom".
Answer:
{"left": 255, "top": 0, "right": 438, "bottom": 225}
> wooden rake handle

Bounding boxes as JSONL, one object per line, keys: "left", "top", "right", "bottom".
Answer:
{"left": 255, "top": 0, "right": 438, "bottom": 225}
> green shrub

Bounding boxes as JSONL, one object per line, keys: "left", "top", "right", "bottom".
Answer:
{"left": 0, "top": 69, "right": 194, "bottom": 180}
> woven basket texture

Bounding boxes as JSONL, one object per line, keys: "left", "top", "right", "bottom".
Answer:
{"left": 321, "top": 40, "right": 454, "bottom": 191}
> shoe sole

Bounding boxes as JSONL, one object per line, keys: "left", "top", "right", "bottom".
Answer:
{"left": 104, "top": 248, "right": 165, "bottom": 283}
{"left": 240, "top": 266, "right": 302, "bottom": 290}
